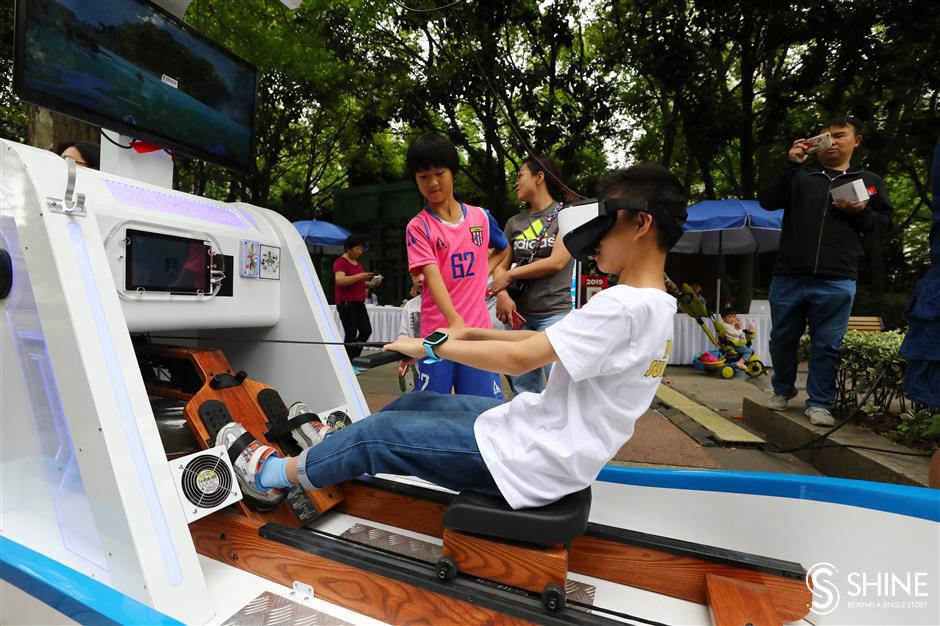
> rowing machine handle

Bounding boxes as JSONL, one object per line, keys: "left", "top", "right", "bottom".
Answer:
{"left": 352, "top": 350, "right": 406, "bottom": 369}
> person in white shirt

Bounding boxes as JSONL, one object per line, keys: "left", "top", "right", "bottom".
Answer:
{"left": 221, "top": 164, "right": 688, "bottom": 510}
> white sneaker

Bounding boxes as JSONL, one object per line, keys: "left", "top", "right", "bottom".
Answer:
{"left": 287, "top": 402, "right": 333, "bottom": 449}
{"left": 215, "top": 422, "right": 285, "bottom": 507}
{"left": 805, "top": 407, "right": 835, "bottom": 427}
{"left": 767, "top": 390, "right": 798, "bottom": 411}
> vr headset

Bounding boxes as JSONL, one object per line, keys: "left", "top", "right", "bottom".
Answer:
{"left": 558, "top": 196, "right": 688, "bottom": 262}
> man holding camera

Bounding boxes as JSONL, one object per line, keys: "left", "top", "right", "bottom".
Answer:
{"left": 759, "top": 117, "right": 892, "bottom": 426}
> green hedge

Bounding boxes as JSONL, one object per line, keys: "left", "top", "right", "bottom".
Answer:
{"left": 799, "top": 330, "right": 940, "bottom": 449}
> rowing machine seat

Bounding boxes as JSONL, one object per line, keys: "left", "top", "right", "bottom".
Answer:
{"left": 443, "top": 488, "right": 591, "bottom": 545}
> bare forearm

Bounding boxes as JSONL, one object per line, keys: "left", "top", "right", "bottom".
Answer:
{"left": 335, "top": 273, "right": 367, "bottom": 287}
{"left": 435, "top": 338, "right": 553, "bottom": 376}
{"left": 384, "top": 333, "right": 557, "bottom": 377}
{"left": 424, "top": 268, "right": 462, "bottom": 325}
{"left": 493, "top": 253, "right": 512, "bottom": 279}
{"left": 462, "top": 327, "right": 540, "bottom": 342}
{"left": 509, "top": 260, "right": 560, "bottom": 280}
{"left": 488, "top": 247, "right": 509, "bottom": 274}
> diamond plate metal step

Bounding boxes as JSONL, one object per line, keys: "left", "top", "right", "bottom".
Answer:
{"left": 221, "top": 591, "right": 352, "bottom": 625}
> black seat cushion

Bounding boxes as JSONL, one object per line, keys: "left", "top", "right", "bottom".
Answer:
{"left": 442, "top": 488, "right": 591, "bottom": 545}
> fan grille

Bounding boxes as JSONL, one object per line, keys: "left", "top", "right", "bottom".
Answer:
{"left": 180, "top": 454, "right": 233, "bottom": 509}
{"left": 326, "top": 410, "right": 351, "bottom": 429}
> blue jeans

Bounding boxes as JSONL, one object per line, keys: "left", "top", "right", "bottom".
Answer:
{"left": 769, "top": 275, "right": 856, "bottom": 410}
{"left": 510, "top": 311, "right": 568, "bottom": 394}
{"left": 296, "top": 391, "right": 505, "bottom": 496}
{"left": 734, "top": 345, "right": 754, "bottom": 363}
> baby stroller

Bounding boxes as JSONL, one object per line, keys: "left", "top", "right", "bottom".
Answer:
{"left": 673, "top": 283, "right": 767, "bottom": 379}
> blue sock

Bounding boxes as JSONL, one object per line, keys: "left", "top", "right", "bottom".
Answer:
{"left": 257, "top": 454, "right": 291, "bottom": 490}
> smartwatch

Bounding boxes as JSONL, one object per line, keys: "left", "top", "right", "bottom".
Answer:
{"left": 422, "top": 331, "right": 449, "bottom": 363}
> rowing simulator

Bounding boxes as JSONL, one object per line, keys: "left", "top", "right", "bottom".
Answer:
{"left": 0, "top": 137, "right": 823, "bottom": 624}
{"left": 3, "top": 1, "right": 938, "bottom": 623}
{"left": 11, "top": 134, "right": 938, "bottom": 626}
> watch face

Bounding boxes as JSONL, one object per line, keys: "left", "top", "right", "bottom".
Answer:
{"left": 425, "top": 331, "right": 448, "bottom": 344}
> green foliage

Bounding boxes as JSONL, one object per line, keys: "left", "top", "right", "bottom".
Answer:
{"left": 0, "top": 3, "right": 28, "bottom": 143}
{"left": 377, "top": 0, "right": 618, "bottom": 220}
{"left": 895, "top": 408, "right": 940, "bottom": 447}
{"left": 3, "top": 0, "right": 936, "bottom": 280}
{"left": 799, "top": 330, "right": 939, "bottom": 449}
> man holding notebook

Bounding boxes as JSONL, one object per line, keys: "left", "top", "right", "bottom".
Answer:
{"left": 758, "top": 116, "right": 892, "bottom": 426}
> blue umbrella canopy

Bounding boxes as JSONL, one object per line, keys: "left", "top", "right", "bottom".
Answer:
{"left": 672, "top": 199, "right": 782, "bottom": 255}
{"left": 292, "top": 219, "right": 351, "bottom": 247}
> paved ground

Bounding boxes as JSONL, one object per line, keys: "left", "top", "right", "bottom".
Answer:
{"left": 354, "top": 358, "right": 820, "bottom": 476}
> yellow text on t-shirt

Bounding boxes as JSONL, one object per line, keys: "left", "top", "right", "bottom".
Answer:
{"left": 643, "top": 340, "right": 672, "bottom": 378}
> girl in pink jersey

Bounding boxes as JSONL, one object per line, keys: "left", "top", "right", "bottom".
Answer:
{"left": 404, "top": 133, "right": 503, "bottom": 398}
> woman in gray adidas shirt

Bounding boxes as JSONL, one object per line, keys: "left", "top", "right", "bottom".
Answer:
{"left": 490, "top": 155, "right": 575, "bottom": 394}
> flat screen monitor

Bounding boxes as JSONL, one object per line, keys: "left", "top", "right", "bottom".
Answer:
{"left": 125, "top": 229, "right": 210, "bottom": 294}
{"left": 13, "top": 0, "right": 257, "bottom": 172}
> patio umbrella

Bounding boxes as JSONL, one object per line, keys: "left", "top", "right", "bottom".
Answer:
{"left": 671, "top": 199, "right": 783, "bottom": 312}
{"left": 292, "top": 219, "right": 351, "bottom": 253}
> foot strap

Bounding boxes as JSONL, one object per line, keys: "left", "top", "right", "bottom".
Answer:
{"left": 264, "top": 413, "right": 320, "bottom": 443}
{"left": 227, "top": 430, "right": 258, "bottom": 465}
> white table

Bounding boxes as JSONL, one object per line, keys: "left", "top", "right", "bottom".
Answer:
{"left": 329, "top": 305, "right": 407, "bottom": 344}
{"left": 671, "top": 313, "right": 773, "bottom": 366}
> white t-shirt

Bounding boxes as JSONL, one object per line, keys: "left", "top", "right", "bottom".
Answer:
{"left": 473, "top": 285, "right": 676, "bottom": 509}
{"left": 399, "top": 296, "right": 422, "bottom": 338}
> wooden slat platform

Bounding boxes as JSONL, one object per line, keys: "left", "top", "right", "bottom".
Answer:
{"left": 847, "top": 316, "right": 883, "bottom": 332}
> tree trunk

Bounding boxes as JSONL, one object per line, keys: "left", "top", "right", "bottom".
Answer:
{"left": 27, "top": 106, "right": 99, "bottom": 150}
{"left": 738, "top": 19, "right": 756, "bottom": 199}
{"left": 737, "top": 253, "right": 755, "bottom": 314}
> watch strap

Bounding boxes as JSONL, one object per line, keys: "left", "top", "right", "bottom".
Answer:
{"left": 423, "top": 341, "right": 442, "bottom": 363}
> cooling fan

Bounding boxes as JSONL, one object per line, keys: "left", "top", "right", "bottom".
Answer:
{"left": 169, "top": 445, "right": 242, "bottom": 523}
{"left": 319, "top": 405, "right": 352, "bottom": 430}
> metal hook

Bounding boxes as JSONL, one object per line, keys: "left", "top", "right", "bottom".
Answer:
{"left": 63, "top": 158, "right": 86, "bottom": 214}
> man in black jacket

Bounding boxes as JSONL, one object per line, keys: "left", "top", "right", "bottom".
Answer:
{"left": 759, "top": 117, "right": 892, "bottom": 426}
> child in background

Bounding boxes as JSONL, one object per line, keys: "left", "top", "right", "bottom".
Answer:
{"left": 397, "top": 274, "right": 423, "bottom": 392}
{"left": 721, "top": 307, "right": 756, "bottom": 368}
{"left": 403, "top": 133, "right": 506, "bottom": 398}
{"left": 690, "top": 282, "right": 707, "bottom": 310}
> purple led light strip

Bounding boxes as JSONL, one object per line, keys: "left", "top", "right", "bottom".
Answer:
{"left": 102, "top": 179, "right": 251, "bottom": 230}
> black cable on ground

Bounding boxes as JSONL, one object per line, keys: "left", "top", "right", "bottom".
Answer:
{"left": 786, "top": 443, "right": 933, "bottom": 457}
{"left": 760, "top": 365, "right": 933, "bottom": 457}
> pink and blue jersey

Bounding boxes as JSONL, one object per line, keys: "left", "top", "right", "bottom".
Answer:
{"left": 406, "top": 203, "right": 493, "bottom": 335}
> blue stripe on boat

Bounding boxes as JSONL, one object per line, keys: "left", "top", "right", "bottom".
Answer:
{"left": 598, "top": 466, "right": 940, "bottom": 523}
{"left": 0, "top": 536, "right": 183, "bottom": 626}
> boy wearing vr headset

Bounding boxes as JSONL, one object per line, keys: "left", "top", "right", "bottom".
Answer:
{"left": 228, "top": 164, "right": 687, "bottom": 510}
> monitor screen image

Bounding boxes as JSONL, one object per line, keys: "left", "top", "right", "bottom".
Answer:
{"left": 13, "top": 0, "right": 257, "bottom": 172}
{"left": 125, "top": 229, "right": 210, "bottom": 294}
